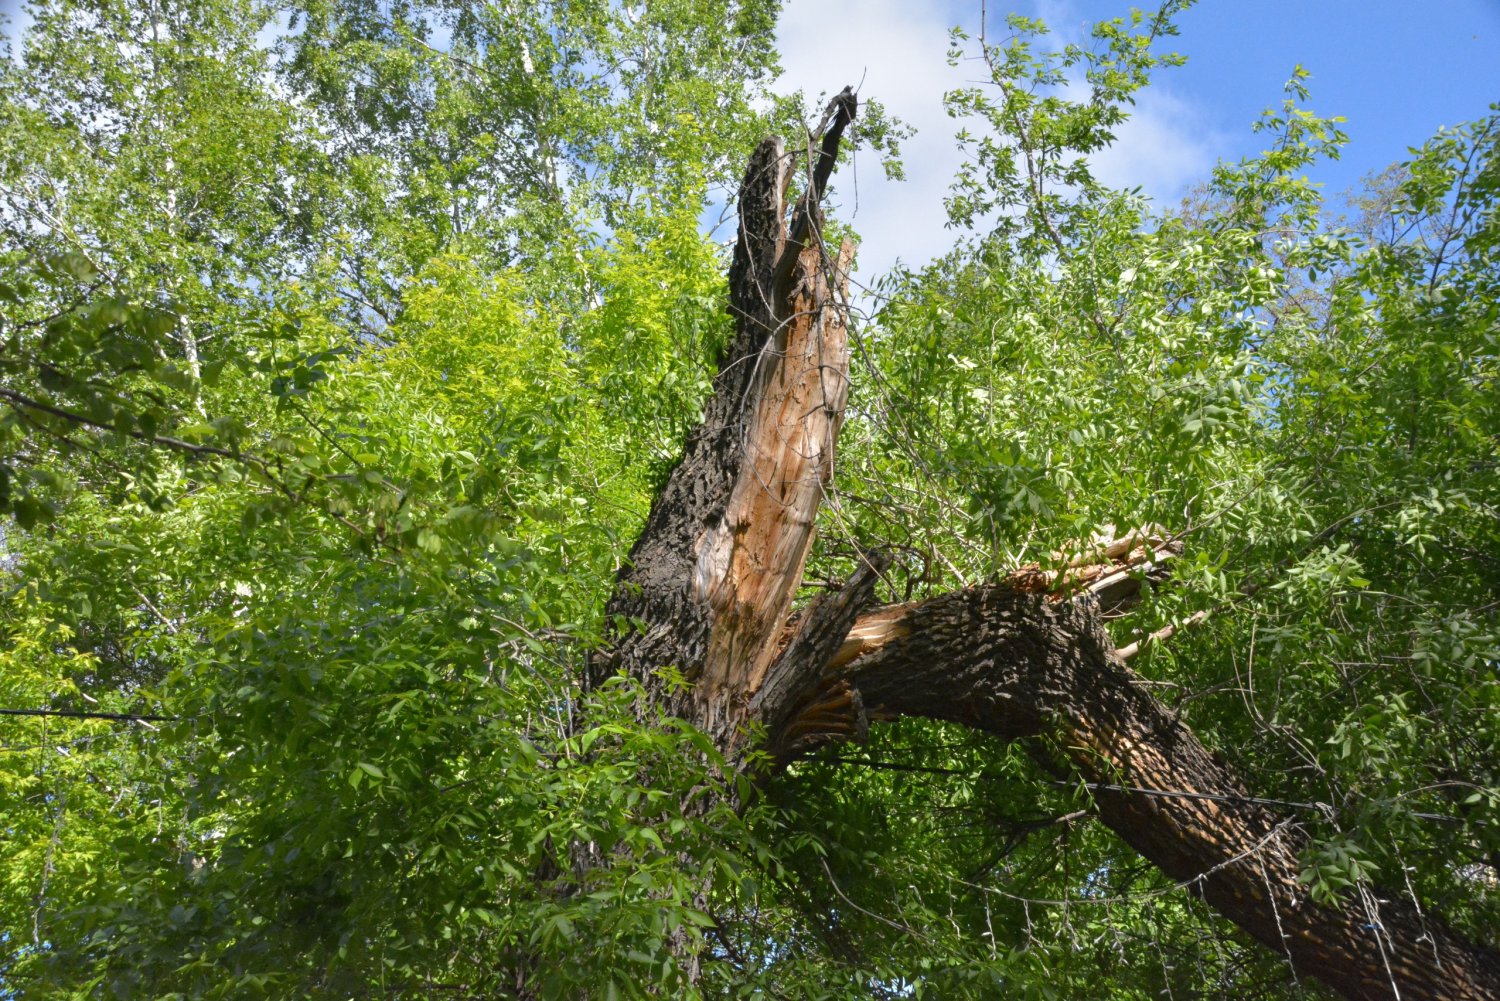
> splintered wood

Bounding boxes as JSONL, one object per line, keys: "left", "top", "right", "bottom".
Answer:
{"left": 598, "top": 90, "right": 864, "bottom": 742}
{"left": 817, "top": 525, "right": 1180, "bottom": 678}
{"left": 1005, "top": 523, "right": 1178, "bottom": 609}
{"left": 697, "top": 237, "right": 855, "bottom": 709}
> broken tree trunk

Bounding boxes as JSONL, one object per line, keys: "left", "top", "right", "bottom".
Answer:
{"left": 593, "top": 89, "right": 1500, "bottom": 1001}
{"left": 597, "top": 87, "right": 863, "bottom": 755}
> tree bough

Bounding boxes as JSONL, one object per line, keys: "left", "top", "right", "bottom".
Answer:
{"left": 595, "top": 89, "right": 1500, "bottom": 1001}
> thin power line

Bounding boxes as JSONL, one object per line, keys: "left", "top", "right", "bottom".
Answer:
{"left": 1057, "top": 780, "right": 1467, "bottom": 826}
{"left": 0, "top": 707, "right": 175, "bottom": 722}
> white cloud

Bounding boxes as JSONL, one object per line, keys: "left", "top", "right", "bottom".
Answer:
{"left": 1039, "top": 1, "right": 1226, "bottom": 203}
{"left": 774, "top": 0, "right": 1228, "bottom": 284}
{"left": 775, "top": 0, "right": 972, "bottom": 286}
{"left": 1088, "top": 87, "right": 1223, "bottom": 200}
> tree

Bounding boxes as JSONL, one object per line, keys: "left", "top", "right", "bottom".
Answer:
{"left": 1, "top": 1, "right": 1498, "bottom": 998}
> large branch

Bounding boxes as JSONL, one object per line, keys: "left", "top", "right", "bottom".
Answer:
{"left": 836, "top": 586, "right": 1500, "bottom": 1001}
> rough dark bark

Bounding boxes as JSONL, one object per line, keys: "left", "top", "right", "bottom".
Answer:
{"left": 597, "top": 89, "right": 859, "bottom": 752}
{"left": 841, "top": 586, "right": 1500, "bottom": 1001}
{"left": 593, "top": 93, "right": 1500, "bottom": 1001}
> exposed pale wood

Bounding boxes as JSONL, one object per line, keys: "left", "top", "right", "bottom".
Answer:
{"left": 697, "top": 234, "right": 855, "bottom": 716}
{"left": 1116, "top": 607, "right": 1211, "bottom": 660}
{"left": 1005, "top": 524, "right": 1180, "bottom": 612}
{"left": 750, "top": 551, "right": 888, "bottom": 760}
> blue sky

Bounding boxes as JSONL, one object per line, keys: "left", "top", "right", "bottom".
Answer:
{"left": 1114, "top": 0, "right": 1496, "bottom": 192}
{"left": 778, "top": 0, "right": 1500, "bottom": 277}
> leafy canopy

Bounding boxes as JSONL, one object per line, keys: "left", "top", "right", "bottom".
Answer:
{"left": 1, "top": 1, "right": 1497, "bottom": 998}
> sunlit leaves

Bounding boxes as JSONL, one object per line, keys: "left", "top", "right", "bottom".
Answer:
{"left": 3, "top": 0, "right": 1499, "bottom": 996}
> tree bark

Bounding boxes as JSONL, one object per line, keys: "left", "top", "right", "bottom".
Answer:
{"left": 841, "top": 586, "right": 1500, "bottom": 1001}
{"left": 594, "top": 92, "right": 1500, "bottom": 1001}
{"left": 597, "top": 87, "right": 860, "bottom": 755}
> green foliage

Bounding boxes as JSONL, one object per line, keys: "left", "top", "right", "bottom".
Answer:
{"left": 1, "top": 0, "right": 1497, "bottom": 997}
{"left": 824, "top": 4, "right": 1499, "bottom": 992}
